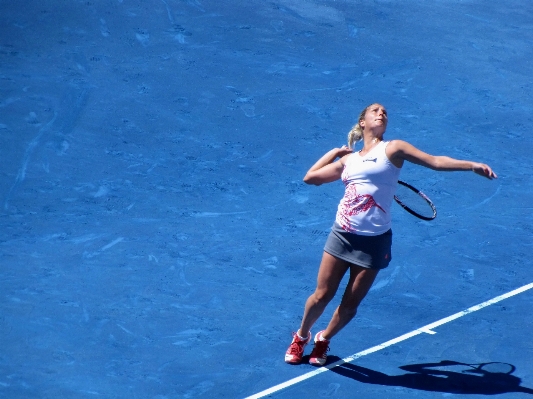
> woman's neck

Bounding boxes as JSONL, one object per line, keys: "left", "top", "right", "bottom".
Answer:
{"left": 359, "top": 136, "right": 382, "bottom": 154}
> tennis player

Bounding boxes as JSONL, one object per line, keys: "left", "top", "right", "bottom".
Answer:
{"left": 285, "top": 103, "right": 497, "bottom": 366}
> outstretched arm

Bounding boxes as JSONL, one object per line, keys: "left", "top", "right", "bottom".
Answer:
{"left": 387, "top": 140, "right": 497, "bottom": 179}
{"left": 303, "top": 146, "right": 353, "bottom": 186}
{"left": 400, "top": 360, "right": 465, "bottom": 374}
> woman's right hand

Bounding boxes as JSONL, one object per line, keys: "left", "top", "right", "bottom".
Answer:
{"left": 337, "top": 145, "right": 353, "bottom": 158}
{"left": 303, "top": 146, "right": 352, "bottom": 186}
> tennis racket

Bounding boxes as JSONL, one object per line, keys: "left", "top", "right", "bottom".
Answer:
{"left": 461, "top": 362, "right": 516, "bottom": 375}
{"left": 394, "top": 180, "right": 437, "bottom": 221}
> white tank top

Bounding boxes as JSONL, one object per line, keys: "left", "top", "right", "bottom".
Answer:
{"left": 335, "top": 141, "right": 401, "bottom": 235}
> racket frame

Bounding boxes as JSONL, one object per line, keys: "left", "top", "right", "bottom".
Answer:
{"left": 394, "top": 180, "right": 437, "bottom": 221}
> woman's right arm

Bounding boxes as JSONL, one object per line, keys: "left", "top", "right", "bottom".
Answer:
{"left": 303, "top": 147, "right": 353, "bottom": 186}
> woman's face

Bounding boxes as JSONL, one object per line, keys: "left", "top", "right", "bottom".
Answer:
{"left": 360, "top": 103, "right": 388, "bottom": 133}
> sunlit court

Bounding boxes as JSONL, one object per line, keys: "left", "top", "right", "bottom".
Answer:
{"left": 1, "top": 1, "right": 532, "bottom": 398}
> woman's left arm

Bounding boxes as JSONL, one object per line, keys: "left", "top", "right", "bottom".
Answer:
{"left": 387, "top": 140, "right": 497, "bottom": 179}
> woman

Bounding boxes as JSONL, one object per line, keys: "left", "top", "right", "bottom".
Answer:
{"left": 285, "top": 103, "right": 497, "bottom": 366}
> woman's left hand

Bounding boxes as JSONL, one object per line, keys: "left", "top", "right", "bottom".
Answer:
{"left": 472, "top": 163, "right": 498, "bottom": 179}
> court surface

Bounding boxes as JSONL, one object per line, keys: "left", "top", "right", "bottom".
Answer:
{"left": 1, "top": 1, "right": 533, "bottom": 398}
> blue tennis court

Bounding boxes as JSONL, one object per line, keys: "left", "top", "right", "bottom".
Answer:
{"left": 1, "top": 1, "right": 533, "bottom": 398}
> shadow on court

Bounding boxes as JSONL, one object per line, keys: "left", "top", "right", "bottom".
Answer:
{"left": 328, "top": 358, "right": 533, "bottom": 395}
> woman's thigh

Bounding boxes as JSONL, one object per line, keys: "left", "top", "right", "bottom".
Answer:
{"left": 314, "top": 252, "right": 351, "bottom": 299}
{"left": 339, "top": 265, "right": 379, "bottom": 309}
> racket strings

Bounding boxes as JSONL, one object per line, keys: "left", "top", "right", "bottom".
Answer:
{"left": 394, "top": 181, "right": 436, "bottom": 220}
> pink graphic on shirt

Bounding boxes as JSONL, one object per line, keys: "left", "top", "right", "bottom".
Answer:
{"left": 338, "top": 184, "right": 385, "bottom": 231}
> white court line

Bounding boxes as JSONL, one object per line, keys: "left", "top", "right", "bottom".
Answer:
{"left": 245, "top": 282, "right": 533, "bottom": 399}
{"left": 101, "top": 237, "right": 124, "bottom": 251}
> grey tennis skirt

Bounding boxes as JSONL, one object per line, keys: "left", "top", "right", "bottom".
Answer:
{"left": 324, "top": 222, "right": 392, "bottom": 270}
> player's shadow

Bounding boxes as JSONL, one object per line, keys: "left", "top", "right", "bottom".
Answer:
{"left": 327, "top": 357, "right": 533, "bottom": 395}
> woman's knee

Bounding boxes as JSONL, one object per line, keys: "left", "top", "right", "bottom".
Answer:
{"left": 337, "top": 303, "right": 358, "bottom": 319}
{"left": 311, "top": 289, "right": 336, "bottom": 305}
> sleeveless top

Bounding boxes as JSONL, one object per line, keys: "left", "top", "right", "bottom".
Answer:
{"left": 335, "top": 141, "right": 401, "bottom": 236}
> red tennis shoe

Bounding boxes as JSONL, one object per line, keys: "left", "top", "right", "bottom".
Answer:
{"left": 284, "top": 331, "right": 311, "bottom": 364}
{"left": 309, "top": 331, "right": 330, "bottom": 366}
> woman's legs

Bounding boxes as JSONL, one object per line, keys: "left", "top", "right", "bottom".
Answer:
{"left": 321, "top": 264, "right": 379, "bottom": 340}
{"left": 286, "top": 252, "right": 349, "bottom": 364}
{"left": 297, "top": 252, "right": 350, "bottom": 338}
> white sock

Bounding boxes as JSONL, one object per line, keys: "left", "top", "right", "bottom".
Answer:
{"left": 297, "top": 331, "right": 309, "bottom": 340}
{"left": 317, "top": 332, "right": 328, "bottom": 341}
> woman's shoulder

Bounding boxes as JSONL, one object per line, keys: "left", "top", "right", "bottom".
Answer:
{"left": 384, "top": 139, "right": 412, "bottom": 154}
{"left": 385, "top": 139, "right": 408, "bottom": 147}
{"left": 340, "top": 152, "right": 356, "bottom": 166}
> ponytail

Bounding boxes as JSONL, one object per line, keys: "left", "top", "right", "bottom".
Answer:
{"left": 347, "top": 105, "right": 369, "bottom": 148}
{"left": 347, "top": 123, "right": 363, "bottom": 149}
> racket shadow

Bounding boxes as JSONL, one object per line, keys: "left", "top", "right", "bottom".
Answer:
{"left": 328, "top": 358, "right": 533, "bottom": 395}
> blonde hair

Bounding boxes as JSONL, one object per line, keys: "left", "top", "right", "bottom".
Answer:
{"left": 347, "top": 105, "right": 371, "bottom": 148}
